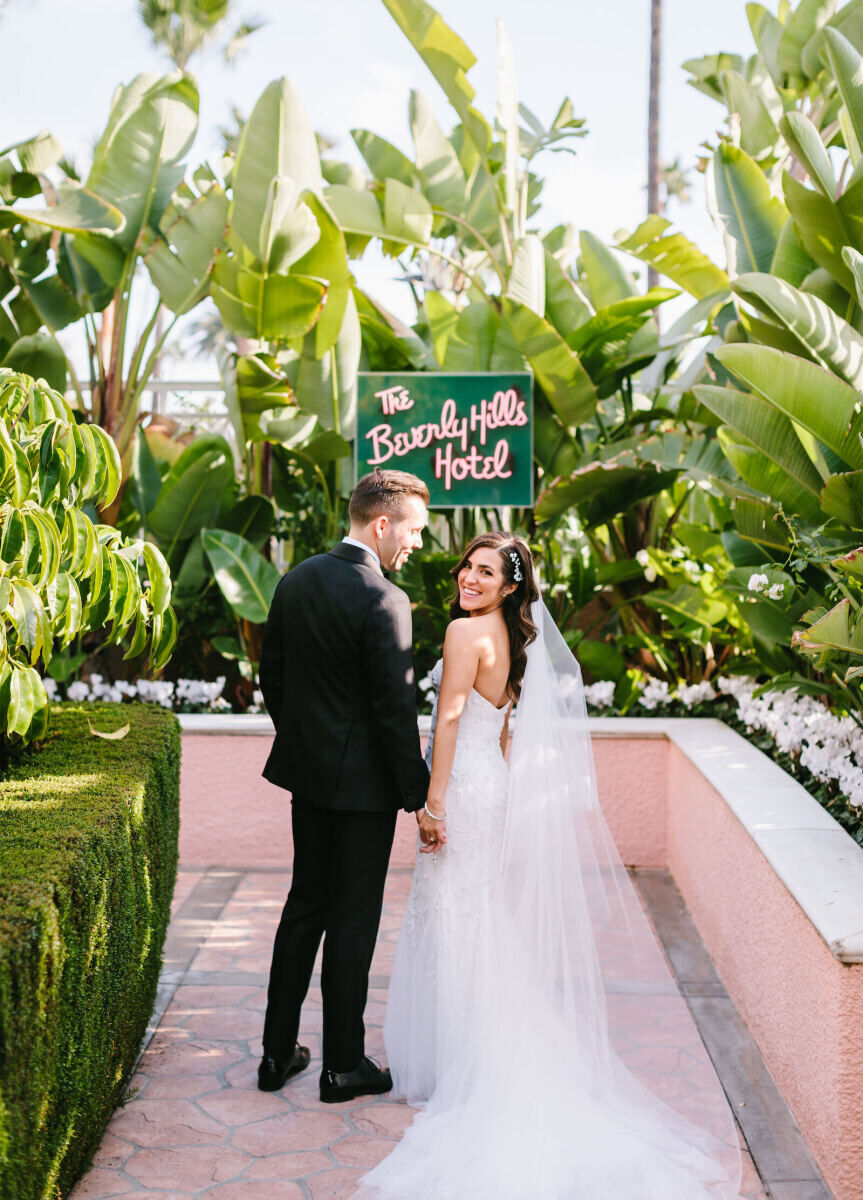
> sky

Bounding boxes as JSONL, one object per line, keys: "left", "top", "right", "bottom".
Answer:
{"left": 0, "top": 0, "right": 756, "bottom": 375}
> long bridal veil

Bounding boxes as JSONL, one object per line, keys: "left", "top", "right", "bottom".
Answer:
{"left": 357, "top": 596, "right": 743, "bottom": 1199}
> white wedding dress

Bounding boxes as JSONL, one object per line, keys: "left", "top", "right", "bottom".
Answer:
{"left": 356, "top": 608, "right": 743, "bottom": 1200}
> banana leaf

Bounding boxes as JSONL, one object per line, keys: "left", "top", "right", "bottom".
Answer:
{"left": 616, "top": 215, "right": 729, "bottom": 299}
{"left": 697, "top": 382, "right": 824, "bottom": 508}
{"left": 501, "top": 298, "right": 597, "bottom": 428}
{"left": 535, "top": 457, "right": 679, "bottom": 526}
{"left": 201, "top": 527, "right": 282, "bottom": 625}
{"left": 579, "top": 231, "right": 638, "bottom": 309}
{"left": 732, "top": 272, "right": 863, "bottom": 389}
{"left": 409, "top": 90, "right": 467, "bottom": 212}
{"left": 379, "top": 0, "right": 493, "bottom": 161}
{"left": 709, "top": 142, "right": 788, "bottom": 275}
{"left": 717, "top": 342, "right": 863, "bottom": 468}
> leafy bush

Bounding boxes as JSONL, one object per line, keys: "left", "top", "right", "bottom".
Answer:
{"left": 0, "top": 370, "right": 177, "bottom": 750}
{"left": 0, "top": 702, "right": 180, "bottom": 1200}
{"left": 399, "top": 550, "right": 460, "bottom": 697}
{"left": 624, "top": 2, "right": 863, "bottom": 710}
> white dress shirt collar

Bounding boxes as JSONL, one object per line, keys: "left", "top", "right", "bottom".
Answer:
{"left": 342, "top": 536, "right": 381, "bottom": 568}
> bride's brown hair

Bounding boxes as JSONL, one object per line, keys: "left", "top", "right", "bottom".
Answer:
{"left": 448, "top": 532, "right": 539, "bottom": 701}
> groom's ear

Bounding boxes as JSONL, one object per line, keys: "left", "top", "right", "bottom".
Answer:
{"left": 366, "top": 513, "right": 389, "bottom": 546}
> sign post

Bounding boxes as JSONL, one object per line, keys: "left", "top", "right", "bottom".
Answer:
{"left": 355, "top": 372, "right": 533, "bottom": 508}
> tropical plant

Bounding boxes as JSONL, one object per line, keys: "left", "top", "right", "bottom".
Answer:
{"left": 0, "top": 73, "right": 211, "bottom": 499}
{"left": 209, "top": 76, "right": 360, "bottom": 512}
{"left": 0, "top": 370, "right": 176, "bottom": 762}
{"left": 112, "top": 421, "right": 273, "bottom": 690}
{"left": 288, "top": 0, "right": 752, "bottom": 688}
{"left": 0, "top": 131, "right": 125, "bottom": 389}
{"left": 2, "top": 65, "right": 366, "bottom": 530}
{"left": 125, "top": 75, "right": 376, "bottom": 688}
{"left": 0, "top": 64, "right": 385, "bottom": 698}
{"left": 138, "top": 0, "right": 262, "bottom": 69}
{"left": 620, "top": 0, "right": 863, "bottom": 711}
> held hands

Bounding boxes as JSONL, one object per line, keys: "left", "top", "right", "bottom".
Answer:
{"left": 417, "top": 801, "right": 446, "bottom": 853}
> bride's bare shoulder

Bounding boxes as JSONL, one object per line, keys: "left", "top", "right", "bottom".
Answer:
{"left": 444, "top": 617, "right": 476, "bottom": 645}
{"left": 444, "top": 615, "right": 496, "bottom": 650}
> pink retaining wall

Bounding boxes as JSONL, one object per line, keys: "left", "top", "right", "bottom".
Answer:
{"left": 178, "top": 734, "right": 669, "bottom": 869}
{"left": 590, "top": 736, "right": 669, "bottom": 867}
{"left": 665, "top": 747, "right": 863, "bottom": 1200}
{"left": 178, "top": 731, "right": 861, "bottom": 1199}
{"left": 179, "top": 733, "right": 426, "bottom": 868}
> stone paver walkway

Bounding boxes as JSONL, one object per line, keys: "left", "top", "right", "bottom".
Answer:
{"left": 69, "top": 852, "right": 833, "bottom": 1200}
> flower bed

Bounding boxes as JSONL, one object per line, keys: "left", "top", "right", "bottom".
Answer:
{"left": 585, "top": 676, "right": 863, "bottom": 846}
{"left": 46, "top": 674, "right": 265, "bottom": 714}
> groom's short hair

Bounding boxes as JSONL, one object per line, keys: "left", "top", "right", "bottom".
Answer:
{"left": 349, "top": 470, "right": 430, "bottom": 526}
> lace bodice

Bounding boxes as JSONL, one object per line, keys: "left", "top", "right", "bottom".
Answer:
{"left": 424, "top": 657, "right": 508, "bottom": 768}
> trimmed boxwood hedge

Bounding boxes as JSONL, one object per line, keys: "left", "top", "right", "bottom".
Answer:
{"left": 0, "top": 702, "right": 180, "bottom": 1200}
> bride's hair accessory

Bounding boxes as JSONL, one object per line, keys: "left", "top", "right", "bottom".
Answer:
{"left": 508, "top": 550, "right": 524, "bottom": 582}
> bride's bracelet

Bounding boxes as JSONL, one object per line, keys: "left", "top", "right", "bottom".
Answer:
{"left": 424, "top": 802, "right": 446, "bottom": 821}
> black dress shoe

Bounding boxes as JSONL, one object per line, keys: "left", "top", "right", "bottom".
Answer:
{"left": 319, "top": 1055, "right": 393, "bottom": 1103}
{"left": 257, "top": 1044, "right": 310, "bottom": 1091}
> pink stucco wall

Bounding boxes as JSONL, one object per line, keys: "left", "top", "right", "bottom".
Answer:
{"left": 665, "top": 747, "right": 863, "bottom": 1200}
{"left": 178, "top": 733, "right": 670, "bottom": 869}
{"left": 591, "top": 736, "right": 669, "bottom": 867}
{"left": 178, "top": 730, "right": 861, "bottom": 1199}
{"left": 180, "top": 734, "right": 280, "bottom": 866}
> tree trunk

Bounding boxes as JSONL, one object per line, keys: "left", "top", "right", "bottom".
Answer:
{"left": 647, "top": 0, "right": 663, "bottom": 292}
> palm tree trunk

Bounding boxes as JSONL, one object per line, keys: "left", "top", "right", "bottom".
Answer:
{"left": 647, "top": 0, "right": 663, "bottom": 291}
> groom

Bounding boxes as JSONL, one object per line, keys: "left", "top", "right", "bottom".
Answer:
{"left": 257, "top": 469, "right": 431, "bottom": 1102}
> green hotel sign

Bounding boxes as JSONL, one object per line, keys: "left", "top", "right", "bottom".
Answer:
{"left": 356, "top": 372, "right": 533, "bottom": 508}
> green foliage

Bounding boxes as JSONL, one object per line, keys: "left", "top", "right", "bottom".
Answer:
{"left": 398, "top": 549, "right": 461, "bottom": 692}
{"left": 616, "top": 216, "right": 730, "bottom": 299}
{"left": 121, "top": 426, "right": 285, "bottom": 683}
{"left": 1, "top": 66, "right": 362, "bottom": 516}
{"left": 146, "top": 434, "right": 236, "bottom": 565}
{"left": 709, "top": 142, "right": 788, "bottom": 275}
{"left": 0, "top": 702, "right": 180, "bottom": 1199}
{"left": 0, "top": 72, "right": 209, "bottom": 479}
{"left": 201, "top": 527, "right": 281, "bottom": 627}
{"left": 138, "top": 0, "right": 261, "bottom": 70}
{"left": 335, "top": 0, "right": 772, "bottom": 691}
{"left": 657, "top": 0, "right": 863, "bottom": 712}
{"left": 0, "top": 371, "right": 177, "bottom": 746}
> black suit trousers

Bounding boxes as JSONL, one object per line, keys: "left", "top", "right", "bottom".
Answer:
{"left": 262, "top": 801, "right": 397, "bottom": 1071}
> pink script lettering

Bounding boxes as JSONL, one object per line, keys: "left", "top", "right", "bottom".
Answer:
{"left": 374, "top": 385, "right": 415, "bottom": 416}
{"left": 433, "top": 439, "right": 513, "bottom": 491}
{"left": 365, "top": 397, "right": 469, "bottom": 465}
{"left": 470, "top": 389, "right": 528, "bottom": 446}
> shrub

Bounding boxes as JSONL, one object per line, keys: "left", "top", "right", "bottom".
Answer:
{"left": 0, "top": 369, "right": 177, "bottom": 751}
{"left": 0, "top": 702, "right": 180, "bottom": 1200}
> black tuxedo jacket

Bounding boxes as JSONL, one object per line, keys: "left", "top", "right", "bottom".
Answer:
{"left": 259, "top": 542, "right": 429, "bottom": 813}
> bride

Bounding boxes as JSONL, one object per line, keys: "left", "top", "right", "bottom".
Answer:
{"left": 356, "top": 532, "right": 743, "bottom": 1200}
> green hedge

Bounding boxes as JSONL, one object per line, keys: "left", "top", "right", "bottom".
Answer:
{"left": 0, "top": 703, "right": 181, "bottom": 1200}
